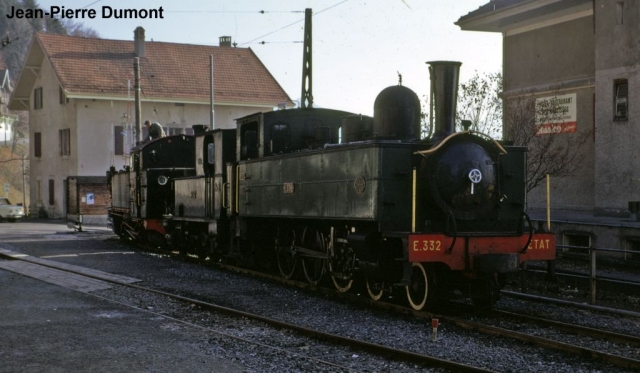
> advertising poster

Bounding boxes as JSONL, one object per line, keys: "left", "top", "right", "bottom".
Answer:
{"left": 535, "top": 93, "right": 577, "bottom": 135}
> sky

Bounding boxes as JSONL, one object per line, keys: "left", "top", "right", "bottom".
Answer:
{"left": 31, "top": 0, "right": 502, "bottom": 116}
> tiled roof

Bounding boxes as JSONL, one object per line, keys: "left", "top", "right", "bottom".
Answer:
{"left": 36, "top": 32, "right": 292, "bottom": 106}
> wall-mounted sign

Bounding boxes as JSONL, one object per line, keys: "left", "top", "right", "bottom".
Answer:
{"left": 535, "top": 93, "right": 577, "bottom": 135}
{"left": 86, "top": 193, "right": 95, "bottom": 205}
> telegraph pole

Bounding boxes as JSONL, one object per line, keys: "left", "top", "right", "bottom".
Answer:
{"left": 300, "top": 8, "right": 313, "bottom": 109}
{"left": 134, "top": 57, "right": 142, "bottom": 144}
{"left": 214, "top": 54, "right": 216, "bottom": 130}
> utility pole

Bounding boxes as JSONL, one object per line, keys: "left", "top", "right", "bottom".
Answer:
{"left": 134, "top": 57, "right": 142, "bottom": 144}
{"left": 21, "top": 152, "right": 26, "bottom": 214}
{"left": 214, "top": 54, "right": 216, "bottom": 130}
{"left": 301, "top": 8, "right": 313, "bottom": 109}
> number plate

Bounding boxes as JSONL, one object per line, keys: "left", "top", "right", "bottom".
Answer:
{"left": 283, "top": 182, "right": 295, "bottom": 194}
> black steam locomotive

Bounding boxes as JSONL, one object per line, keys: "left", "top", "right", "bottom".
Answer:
{"left": 107, "top": 61, "right": 556, "bottom": 310}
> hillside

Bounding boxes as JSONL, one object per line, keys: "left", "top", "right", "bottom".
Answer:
{"left": 0, "top": 144, "right": 29, "bottom": 210}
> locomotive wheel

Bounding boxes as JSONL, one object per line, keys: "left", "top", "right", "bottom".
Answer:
{"left": 301, "top": 227, "right": 327, "bottom": 286}
{"left": 366, "top": 277, "right": 384, "bottom": 301}
{"left": 196, "top": 233, "right": 209, "bottom": 260}
{"left": 207, "top": 238, "right": 221, "bottom": 262}
{"left": 329, "top": 237, "right": 354, "bottom": 292}
{"left": 470, "top": 276, "right": 500, "bottom": 310}
{"left": 111, "top": 217, "right": 122, "bottom": 235}
{"left": 147, "top": 230, "right": 167, "bottom": 251}
{"left": 406, "top": 262, "right": 429, "bottom": 311}
{"left": 276, "top": 229, "right": 298, "bottom": 279}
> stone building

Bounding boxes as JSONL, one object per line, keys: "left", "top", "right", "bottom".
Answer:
{"left": 9, "top": 28, "right": 292, "bottom": 223}
{"left": 457, "top": 0, "right": 640, "bottom": 255}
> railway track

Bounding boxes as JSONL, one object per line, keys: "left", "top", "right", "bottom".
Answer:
{"left": 4, "top": 245, "right": 639, "bottom": 372}
{"left": 198, "top": 256, "right": 640, "bottom": 371}
{"left": 0, "top": 250, "right": 492, "bottom": 373}
{"left": 453, "top": 308, "right": 640, "bottom": 370}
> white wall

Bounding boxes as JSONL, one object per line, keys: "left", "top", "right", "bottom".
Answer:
{"left": 29, "top": 56, "right": 271, "bottom": 218}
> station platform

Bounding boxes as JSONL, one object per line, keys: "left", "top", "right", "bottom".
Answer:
{"left": 0, "top": 247, "right": 244, "bottom": 372}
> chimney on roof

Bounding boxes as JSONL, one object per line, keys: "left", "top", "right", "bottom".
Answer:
{"left": 134, "top": 27, "right": 145, "bottom": 57}
{"left": 219, "top": 36, "right": 232, "bottom": 47}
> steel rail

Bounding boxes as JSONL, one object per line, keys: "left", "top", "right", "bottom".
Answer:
{"left": 502, "top": 290, "right": 640, "bottom": 319}
{"left": 0, "top": 250, "right": 493, "bottom": 373}
{"left": 493, "top": 309, "right": 640, "bottom": 347}
{"left": 210, "top": 261, "right": 640, "bottom": 370}
{"left": 5, "top": 247, "right": 640, "bottom": 370}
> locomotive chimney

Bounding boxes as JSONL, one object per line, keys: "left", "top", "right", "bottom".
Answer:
{"left": 134, "top": 26, "right": 145, "bottom": 57}
{"left": 428, "top": 61, "right": 461, "bottom": 139}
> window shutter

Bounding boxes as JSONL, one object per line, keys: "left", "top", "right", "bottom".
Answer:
{"left": 34, "top": 132, "right": 42, "bottom": 157}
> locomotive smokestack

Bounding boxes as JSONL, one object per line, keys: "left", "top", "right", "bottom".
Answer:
{"left": 428, "top": 61, "right": 461, "bottom": 139}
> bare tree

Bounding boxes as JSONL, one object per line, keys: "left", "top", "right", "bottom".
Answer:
{"left": 456, "top": 72, "right": 502, "bottom": 136}
{"left": 503, "top": 92, "right": 591, "bottom": 192}
{"left": 1, "top": 0, "right": 100, "bottom": 81}
{"left": 423, "top": 71, "right": 591, "bottom": 193}
{"left": 421, "top": 72, "right": 503, "bottom": 139}
{"left": 0, "top": 0, "right": 98, "bottom": 205}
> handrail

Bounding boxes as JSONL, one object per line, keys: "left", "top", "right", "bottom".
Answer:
{"left": 519, "top": 212, "right": 534, "bottom": 254}
{"left": 222, "top": 182, "right": 228, "bottom": 209}
{"left": 236, "top": 165, "right": 240, "bottom": 213}
{"left": 414, "top": 130, "right": 507, "bottom": 156}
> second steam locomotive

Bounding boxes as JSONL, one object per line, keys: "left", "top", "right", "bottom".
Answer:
{"left": 108, "top": 61, "right": 556, "bottom": 310}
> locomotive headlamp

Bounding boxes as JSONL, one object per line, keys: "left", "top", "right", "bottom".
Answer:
{"left": 158, "top": 175, "right": 169, "bottom": 185}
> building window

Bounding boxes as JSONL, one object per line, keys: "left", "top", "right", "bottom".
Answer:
{"left": 34, "top": 87, "right": 43, "bottom": 110}
{"left": 59, "top": 86, "right": 67, "bottom": 105}
{"left": 562, "top": 233, "right": 591, "bottom": 256}
{"left": 34, "top": 132, "right": 42, "bottom": 158}
{"left": 616, "top": 2, "right": 624, "bottom": 25}
{"left": 166, "top": 127, "right": 181, "bottom": 136}
{"left": 114, "top": 125, "right": 124, "bottom": 155}
{"left": 48, "top": 179, "right": 54, "bottom": 206}
{"left": 59, "top": 128, "right": 71, "bottom": 156}
{"left": 614, "top": 79, "right": 628, "bottom": 121}
{"left": 164, "top": 127, "right": 195, "bottom": 136}
{"left": 625, "top": 239, "right": 640, "bottom": 261}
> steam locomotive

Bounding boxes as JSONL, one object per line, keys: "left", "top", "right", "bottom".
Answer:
{"left": 107, "top": 61, "right": 556, "bottom": 310}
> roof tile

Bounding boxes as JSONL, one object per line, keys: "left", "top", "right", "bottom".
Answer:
{"left": 36, "top": 32, "right": 291, "bottom": 106}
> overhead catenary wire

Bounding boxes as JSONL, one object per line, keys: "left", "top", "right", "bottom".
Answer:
{"left": 239, "top": 0, "right": 349, "bottom": 46}
{"left": 248, "top": 41, "right": 303, "bottom": 45}
{"left": 166, "top": 10, "right": 304, "bottom": 14}
{"left": 3, "top": 1, "right": 348, "bottom": 49}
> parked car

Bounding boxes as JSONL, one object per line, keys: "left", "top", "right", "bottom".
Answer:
{"left": 0, "top": 198, "right": 25, "bottom": 222}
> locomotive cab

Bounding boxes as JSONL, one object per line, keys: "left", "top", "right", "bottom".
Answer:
{"left": 168, "top": 127, "right": 236, "bottom": 259}
{"left": 131, "top": 135, "right": 195, "bottom": 219}
{"left": 235, "top": 108, "right": 357, "bottom": 161}
{"left": 107, "top": 134, "right": 196, "bottom": 246}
